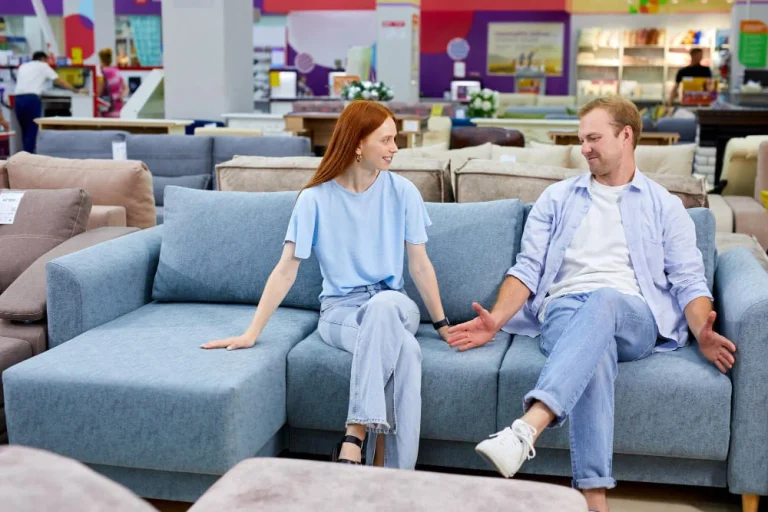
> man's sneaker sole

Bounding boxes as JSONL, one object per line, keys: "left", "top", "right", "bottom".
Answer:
{"left": 475, "top": 443, "right": 514, "bottom": 478}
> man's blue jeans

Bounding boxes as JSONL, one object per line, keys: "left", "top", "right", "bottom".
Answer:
{"left": 523, "top": 288, "right": 660, "bottom": 490}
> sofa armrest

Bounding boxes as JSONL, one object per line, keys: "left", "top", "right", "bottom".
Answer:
{"left": 722, "top": 196, "right": 768, "bottom": 249}
{"left": 0, "top": 227, "right": 139, "bottom": 323}
{"left": 715, "top": 248, "right": 768, "bottom": 495}
{"left": 87, "top": 205, "right": 127, "bottom": 229}
{"left": 45, "top": 225, "right": 163, "bottom": 348}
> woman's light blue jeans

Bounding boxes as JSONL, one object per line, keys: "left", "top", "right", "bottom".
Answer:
{"left": 318, "top": 282, "right": 422, "bottom": 469}
{"left": 524, "top": 288, "right": 660, "bottom": 490}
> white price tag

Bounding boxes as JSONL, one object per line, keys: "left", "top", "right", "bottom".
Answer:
{"left": 112, "top": 141, "right": 127, "bottom": 160}
{"left": 402, "top": 120, "right": 419, "bottom": 133}
{"left": 0, "top": 190, "right": 25, "bottom": 225}
{"left": 500, "top": 154, "right": 517, "bottom": 163}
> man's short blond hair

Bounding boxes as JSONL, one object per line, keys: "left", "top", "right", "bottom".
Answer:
{"left": 578, "top": 96, "right": 642, "bottom": 148}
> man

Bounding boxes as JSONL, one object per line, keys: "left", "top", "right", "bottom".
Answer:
{"left": 13, "top": 51, "right": 82, "bottom": 153}
{"left": 447, "top": 96, "right": 736, "bottom": 512}
{"left": 668, "top": 48, "right": 712, "bottom": 106}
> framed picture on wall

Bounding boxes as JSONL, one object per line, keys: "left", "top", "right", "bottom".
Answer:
{"left": 487, "top": 22, "right": 564, "bottom": 77}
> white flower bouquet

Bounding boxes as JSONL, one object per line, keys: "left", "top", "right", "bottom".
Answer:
{"left": 341, "top": 80, "right": 394, "bottom": 102}
{"left": 467, "top": 88, "right": 500, "bottom": 118}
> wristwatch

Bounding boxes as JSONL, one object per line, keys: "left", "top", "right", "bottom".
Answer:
{"left": 433, "top": 318, "right": 450, "bottom": 330}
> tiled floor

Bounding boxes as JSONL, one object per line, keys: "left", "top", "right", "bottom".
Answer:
{"left": 146, "top": 461, "right": 747, "bottom": 512}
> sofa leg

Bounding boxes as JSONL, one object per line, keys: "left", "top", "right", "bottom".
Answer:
{"left": 743, "top": 494, "right": 759, "bottom": 512}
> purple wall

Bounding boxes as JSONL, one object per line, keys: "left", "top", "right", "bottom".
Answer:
{"left": 421, "top": 11, "right": 570, "bottom": 97}
{"left": 0, "top": 0, "right": 61, "bottom": 15}
{"left": 114, "top": 0, "right": 161, "bottom": 16}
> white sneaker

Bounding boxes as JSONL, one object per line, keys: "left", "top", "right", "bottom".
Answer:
{"left": 475, "top": 419, "right": 537, "bottom": 478}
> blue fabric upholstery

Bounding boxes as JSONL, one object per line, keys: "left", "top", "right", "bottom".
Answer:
{"left": 287, "top": 324, "right": 512, "bottom": 442}
{"left": 152, "top": 187, "right": 322, "bottom": 309}
{"left": 211, "top": 136, "right": 312, "bottom": 168}
{"left": 656, "top": 117, "right": 697, "bottom": 144}
{"left": 36, "top": 130, "right": 129, "bottom": 159}
{"left": 152, "top": 175, "right": 211, "bottom": 206}
{"left": 4, "top": 303, "right": 317, "bottom": 475}
{"left": 155, "top": 206, "right": 164, "bottom": 225}
{"left": 688, "top": 208, "right": 716, "bottom": 291}
{"left": 405, "top": 200, "right": 524, "bottom": 324}
{"left": 127, "top": 135, "right": 213, "bottom": 178}
{"left": 716, "top": 248, "right": 768, "bottom": 495}
{"left": 45, "top": 226, "right": 163, "bottom": 348}
{"left": 498, "top": 335, "right": 732, "bottom": 460}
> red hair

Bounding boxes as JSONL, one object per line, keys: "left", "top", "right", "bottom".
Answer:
{"left": 301, "top": 101, "right": 395, "bottom": 192}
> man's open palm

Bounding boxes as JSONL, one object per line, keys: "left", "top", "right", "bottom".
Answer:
{"left": 447, "top": 302, "right": 498, "bottom": 351}
{"left": 698, "top": 311, "right": 736, "bottom": 374}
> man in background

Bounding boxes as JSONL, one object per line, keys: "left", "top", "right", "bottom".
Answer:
{"left": 667, "top": 48, "right": 712, "bottom": 106}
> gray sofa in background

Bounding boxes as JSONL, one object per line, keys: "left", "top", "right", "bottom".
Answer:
{"left": 36, "top": 130, "right": 313, "bottom": 224}
{"left": 4, "top": 186, "right": 768, "bottom": 507}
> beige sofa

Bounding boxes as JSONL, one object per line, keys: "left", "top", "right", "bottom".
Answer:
{"left": 217, "top": 156, "right": 451, "bottom": 203}
{"left": 3, "top": 153, "right": 156, "bottom": 230}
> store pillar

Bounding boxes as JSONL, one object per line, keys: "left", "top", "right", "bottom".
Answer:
{"left": 376, "top": 0, "right": 420, "bottom": 102}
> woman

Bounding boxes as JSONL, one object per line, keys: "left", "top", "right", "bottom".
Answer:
{"left": 202, "top": 101, "right": 450, "bottom": 469}
{"left": 97, "top": 48, "right": 128, "bottom": 118}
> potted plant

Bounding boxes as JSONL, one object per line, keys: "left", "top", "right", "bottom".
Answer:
{"left": 341, "top": 81, "right": 395, "bottom": 103}
{"left": 467, "top": 88, "right": 499, "bottom": 118}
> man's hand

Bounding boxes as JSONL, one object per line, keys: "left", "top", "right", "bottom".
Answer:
{"left": 697, "top": 311, "right": 736, "bottom": 374}
{"left": 446, "top": 302, "right": 498, "bottom": 352}
{"left": 0, "top": 119, "right": 9, "bottom": 132}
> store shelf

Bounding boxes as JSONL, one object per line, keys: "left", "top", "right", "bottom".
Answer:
{"left": 578, "top": 63, "right": 621, "bottom": 67}
{"left": 623, "top": 64, "right": 665, "bottom": 67}
{"left": 623, "top": 45, "right": 665, "bottom": 49}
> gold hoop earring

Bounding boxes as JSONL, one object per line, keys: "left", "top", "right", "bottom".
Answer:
{"left": 355, "top": 153, "right": 362, "bottom": 163}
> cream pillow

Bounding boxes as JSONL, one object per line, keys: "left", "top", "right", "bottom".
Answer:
{"left": 568, "top": 144, "right": 696, "bottom": 176}
{"left": 395, "top": 142, "right": 492, "bottom": 172}
{"left": 492, "top": 145, "right": 571, "bottom": 168}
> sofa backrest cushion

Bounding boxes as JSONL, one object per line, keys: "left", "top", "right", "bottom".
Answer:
{"left": 216, "top": 156, "right": 448, "bottom": 203}
{"left": 491, "top": 144, "right": 571, "bottom": 168}
{"left": 127, "top": 134, "right": 213, "bottom": 178}
{"left": 456, "top": 160, "right": 708, "bottom": 208}
{"left": 395, "top": 142, "right": 492, "bottom": 172}
{"left": 569, "top": 143, "right": 696, "bottom": 176}
{"left": 7, "top": 152, "right": 156, "bottom": 229}
{"left": 153, "top": 174, "right": 211, "bottom": 206}
{"left": 152, "top": 187, "right": 323, "bottom": 309}
{"left": 212, "top": 135, "right": 312, "bottom": 169}
{"left": 0, "top": 188, "right": 91, "bottom": 293}
{"left": 36, "top": 130, "right": 129, "bottom": 160}
{"left": 404, "top": 199, "right": 525, "bottom": 324}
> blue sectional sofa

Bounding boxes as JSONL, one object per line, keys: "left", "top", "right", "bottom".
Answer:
{"left": 35, "top": 130, "right": 313, "bottom": 224}
{"left": 4, "top": 186, "right": 768, "bottom": 504}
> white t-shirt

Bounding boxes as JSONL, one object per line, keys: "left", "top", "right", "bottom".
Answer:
{"left": 14, "top": 61, "right": 60, "bottom": 96}
{"left": 540, "top": 177, "right": 643, "bottom": 321}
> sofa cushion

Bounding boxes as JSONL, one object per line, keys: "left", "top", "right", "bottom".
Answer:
{"left": 212, "top": 135, "right": 312, "bottom": 168}
{"left": 715, "top": 232, "right": 768, "bottom": 272}
{"left": 0, "top": 337, "right": 34, "bottom": 407}
{"left": 216, "top": 156, "right": 447, "bottom": 203}
{"left": 396, "top": 143, "right": 492, "bottom": 172}
{"left": 7, "top": 152, "right": 156, "bottom": 229}
{"left": 36, "top": 130, "right": 129, "bottom": 160}
{"left": 3, "top": 302, "right": 319, "bottom": 474}
{"left": 0, "top": 446, "right": 157, "bottom": 512}
{"left": 287, "top": 324, "right": 512, "bottom": 442}
{"left": 127, "top": 134, "right": 213, "bottom": 178}
{"left": 455, "top": 161, "right": 708, "bottom": 208}
{"left": 569, "top": 144, "right": 696, "bottom": 176}
{"left": 0, "top": 160, "right": 8, "bottom": 188}
{"left": 155, "top": 206, "right": 164, "bottom": 225}
{"left": 404, "top": 200, "right": 524, "bottom": 324}
{"left": 0, "top": 188, "right": 91, "bottom": 293}
{"left": 0, "top": 227, "right": 138, "bottom": 322}
{"left": 152, "top": 174, "right": 211, "bottom": 206}
{"left": 498, "top": 335, "right": 731, "bottom": 460}
{"left": 491, "top": 145, "right": 571, "bottom": 168}
{"left": 152, "top": 187, "right": 323, "bottom": 309}
{"left": 87, "top": 205, "right": 127, "bottom": 229}
{"left": 0, "top": 319, "right": 46, "bottom": 356}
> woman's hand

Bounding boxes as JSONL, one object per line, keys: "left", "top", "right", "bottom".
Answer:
{"left": 437, "top": 325, "right": 450, "bottom": 342}
{"left": 200, "top": 333, "right": 257, "bottom": 351}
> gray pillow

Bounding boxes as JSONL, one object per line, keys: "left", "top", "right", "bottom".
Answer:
{"left": 152, "top": 175, "right": 211, "bottom": 206}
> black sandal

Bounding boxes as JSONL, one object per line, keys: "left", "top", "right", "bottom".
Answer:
{"left": 331, "top": 434, "right": 365, "bottom": 465}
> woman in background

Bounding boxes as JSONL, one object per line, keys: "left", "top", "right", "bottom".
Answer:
{"left": 98, "top": 48, "right": 128, "bottom": 118}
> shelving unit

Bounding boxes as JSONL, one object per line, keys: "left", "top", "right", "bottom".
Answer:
{"left": 577, "top": 28, "right": 718, "bottom": 104}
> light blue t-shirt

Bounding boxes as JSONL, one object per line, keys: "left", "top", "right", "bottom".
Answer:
{"left": 285, "top": 171, "right": 431, "bottom": 299}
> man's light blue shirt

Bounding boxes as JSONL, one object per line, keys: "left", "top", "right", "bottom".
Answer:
{"left": 503, "top": 170, "right": 713, "bottom": 350}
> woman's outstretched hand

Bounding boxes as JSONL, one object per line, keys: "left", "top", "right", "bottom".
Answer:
{"left": 200, "top": 334, "right": 257, "bottom": 351}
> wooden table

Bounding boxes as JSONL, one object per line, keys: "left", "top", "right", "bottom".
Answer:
{"left": 284, "top": 112, "right": 428, "bottom": 154}
{"left": 697, "top": 109, "right": 768, "bottom": 185}
{"left": 35, "top": 117, "right": 193, "bottom": 135}
{"left": 548, "top": 131, "right": 680, "bottom": 146}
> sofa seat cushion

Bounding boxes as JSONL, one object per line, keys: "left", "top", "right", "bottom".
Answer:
{"left": 36, "top": 130, "right": 129, "bottom": 159}
{"left": 3, "top": 302, "right": 319, "bottom": 475}
{"left": 0, "top": 320, "right": 46, "bottom": 357}
{"left": 287, "top": 324, "right": 512, "bottom": 442}
{"left": 152, "top": 174, "right": 211, "bottom": 206}
{"left": 707, "top": 194, "right": 734, "bottom": 233}
{"left": 498, "top": 335, "right": 732, "bottom": 460}
{"left": 127, "top": 134, "right": 213, "bottom": 179}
